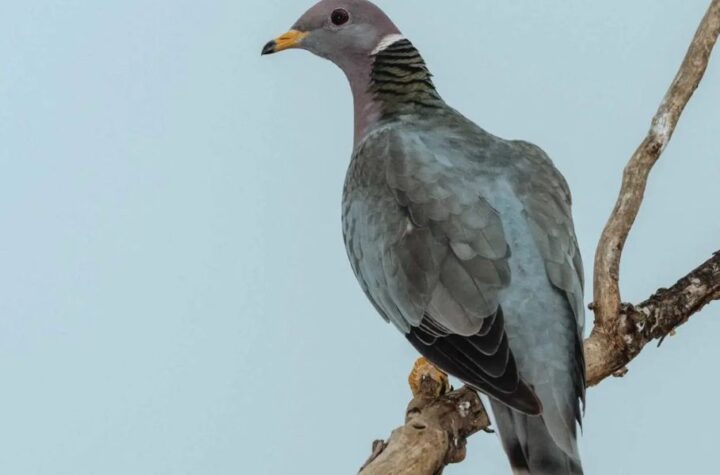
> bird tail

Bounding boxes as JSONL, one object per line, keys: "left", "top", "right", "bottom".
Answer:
{"left": 491, "top": 402, "right": 583, "bottom": 475}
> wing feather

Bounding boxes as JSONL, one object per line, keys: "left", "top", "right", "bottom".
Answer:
{"left": 382, "top": 130, "right": 540, "bottom": 413}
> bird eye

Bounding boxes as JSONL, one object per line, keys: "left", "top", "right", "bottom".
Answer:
{"left": 331, "top": 8, "right": 350, "bottom": 26}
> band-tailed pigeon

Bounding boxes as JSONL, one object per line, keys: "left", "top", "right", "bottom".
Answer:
{"left": 262, "top": 1, "right": 585, "bottom": 473}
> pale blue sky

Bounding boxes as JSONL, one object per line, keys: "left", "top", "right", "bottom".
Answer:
{"left": 1, "top": 1, "right": 719, "bottom": 474}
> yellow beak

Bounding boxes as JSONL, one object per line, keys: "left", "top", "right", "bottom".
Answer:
{"left": 261, "top": 30, "right": 309, "bottom": 55}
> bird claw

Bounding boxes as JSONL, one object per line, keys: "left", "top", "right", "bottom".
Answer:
{"left": 408, "top": 357, "right": 450, "bottom": 399}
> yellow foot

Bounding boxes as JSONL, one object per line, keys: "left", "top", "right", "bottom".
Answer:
{"left": 408, "top": 357, "right": 450, "bottom": 398}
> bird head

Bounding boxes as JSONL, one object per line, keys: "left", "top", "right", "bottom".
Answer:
{"left": 261, "top": 0, "right": 402, "bottom": 70}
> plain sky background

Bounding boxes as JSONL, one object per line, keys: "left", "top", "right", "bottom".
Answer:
{"left": 1, "top": 0, "right": 719, "bottom": 474}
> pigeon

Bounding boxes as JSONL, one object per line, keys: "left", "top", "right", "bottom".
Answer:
{"left": 262, "top": 1, "right": 585, "bottom": 473}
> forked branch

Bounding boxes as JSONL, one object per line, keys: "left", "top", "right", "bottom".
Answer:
{"left": 587, "top": 0, "right": 720, "bottom": 383}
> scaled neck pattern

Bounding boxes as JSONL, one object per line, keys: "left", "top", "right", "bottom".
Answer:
{"left": 369, "top": 38, "right": 444, "bottom": 118}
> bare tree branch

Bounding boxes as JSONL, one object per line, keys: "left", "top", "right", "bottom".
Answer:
{"left": 585, "top": 251, "right": 720, "bottom": 385}
{"left": 359, "top": 386, "right": 491, "bottom": 475}
{"left": 589, "top": 0, "right": 720, "bottom": 381}
{"left": 359, "top": 367, "right": 491, "bottom": 475}
{"left": 359, "top": 1, "right": 720, "bottom": 473}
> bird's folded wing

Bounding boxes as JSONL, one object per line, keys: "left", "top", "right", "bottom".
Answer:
{"left": 366, "top": 128, "right": 541, "bottom": 414}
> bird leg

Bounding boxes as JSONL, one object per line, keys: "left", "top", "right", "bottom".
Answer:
{"left": 408, "top": 357, "right": 450, "bottom": 400}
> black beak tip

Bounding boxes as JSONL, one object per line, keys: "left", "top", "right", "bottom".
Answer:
{"left": 261, "top": 41, "right": 276, "bottom": 56}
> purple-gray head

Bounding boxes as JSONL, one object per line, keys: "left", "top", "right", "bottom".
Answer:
{"left": 261, "top": 0, "right": 402, "bottom": 72}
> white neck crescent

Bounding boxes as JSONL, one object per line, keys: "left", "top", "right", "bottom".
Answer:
{"left": 371, "top": 34, "right": 405, "bottom": 55}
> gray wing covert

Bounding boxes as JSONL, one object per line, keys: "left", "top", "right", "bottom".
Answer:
{"left": 385, "top": 131, "right": 512, "bottom": 333}
{"left": 344, "top": 128, "right": 541, "bottom": 414}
